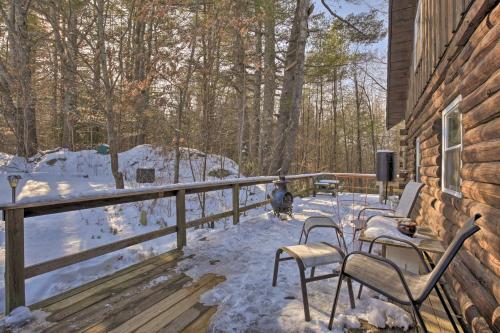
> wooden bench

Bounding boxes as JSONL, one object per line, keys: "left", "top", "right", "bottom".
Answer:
{"left": 313, "top": 177, "right": 339, "bottom": 196}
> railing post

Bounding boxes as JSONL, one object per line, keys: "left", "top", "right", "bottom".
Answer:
{"left": 232, "top": 184, "right": 240, "bottom": 225}
{"left": 176, "top": 190, "right": 186, "bottom": 249}
{"left": 4, "top": 208, "right": 25, "bottom": 314}
{"left": 311, "top": 177, "right": 316, "bottom": 197}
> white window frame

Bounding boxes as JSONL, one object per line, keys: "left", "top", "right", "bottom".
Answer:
{"left": 413, "top": 0, "right": 423, "bottom": 71}
{"left": 415, "top": 137, "right": 421, "bottom": 182}
{"left": 442, "top": 96, "right": 462, "bottom": 197}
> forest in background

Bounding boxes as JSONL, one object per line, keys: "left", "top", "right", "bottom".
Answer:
{"left": 0, "top": 0, "right": 398, "bottom": 188}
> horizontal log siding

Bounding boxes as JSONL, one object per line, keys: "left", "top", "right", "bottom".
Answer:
{"left": 406, "top": 3, "right": 500, "bottom": 332}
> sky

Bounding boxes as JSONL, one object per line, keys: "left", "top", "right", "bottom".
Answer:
{"left": 313, "top": 0, "right": 389, "bottom": 55}
{"left": 312, "top": 0, "right": 389, "bottom": 89}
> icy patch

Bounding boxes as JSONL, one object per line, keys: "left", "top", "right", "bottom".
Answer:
{"left": 5, "top": 306, "right": 33, "bottom": 327}
{"left": 144, "top": 275, "right": 170, "bottom": 288}
{"left": 3, "top": 306, "right": 52, "bottom": 332}
{"left": 353, "top": 298, "right": 413, "bottom": 330}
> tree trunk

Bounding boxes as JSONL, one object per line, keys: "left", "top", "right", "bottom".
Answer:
{"left": 258, "top": 0, "right": 276, "bottom": 175}
{"left": 130, "top": 6, "right": 149, "bottom": 145}
{"left": 250, "top": 12, "right": 262, "bottom": 171}
{"left": 268, "top": 0, "right": 312, "bottom": 175}
{"left": 353, "top": 69, "right": 363, "bottom": 173}
{"left": 315, "top": 80, "right": 323, "bottom": 172}
{"left": 0, "top": 0, "right": 38, "bottom": 157}
{"left": 331, "top": 69, "right": 338, "bottom": 171}
{"left": 174, "top": 17, "right": 197, "bottom": 184}
{"left": 234, "top": 0, "right": 246, "bottom": 177}
{"left": 362, "top": 84, "right": 377, "bottom": 172}
{"left": 49, "top": 0, "right": 78, "bottom": 150}
{"left": 96, "top": 0, "right": 124, "bottom": 189}
{"left": 339, "top": 77, "right": 349, "bottom": 172}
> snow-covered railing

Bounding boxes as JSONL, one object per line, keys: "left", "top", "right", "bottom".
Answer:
{"left": 0, "top": 172, "right": 375, "bottom": 314}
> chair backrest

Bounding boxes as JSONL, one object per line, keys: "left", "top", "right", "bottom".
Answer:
{"left": 304, "top": 216, "right": 339, "bottom": 233}
{"left": 301, "top": 216, "right": 345, "bottom": 249}
{"left": 417, "top": 214, "right": 481, "bottom": 302}
{"left": 395, "top": 181, "right": 424, "bottom": 217}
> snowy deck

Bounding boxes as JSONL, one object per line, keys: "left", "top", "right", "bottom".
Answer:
{"left": 16, "top": 195, "right": 457, "bottom": 333}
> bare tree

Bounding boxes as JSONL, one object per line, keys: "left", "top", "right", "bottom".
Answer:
{"left": 42, "top": 0, "right": 79, "bottom": 149}
{"left": 0, "top": 0, "right": 38, "bottom": 156}
{"left": 269, "top": 0, "right": 313, "bottom": 175}
{"left": 233, "top": 0, "right": 247, "bottom": 177}
{"left": 95, "top": 0, "right": 124, "bottom": 189}
{"left": 250, "top": 2, "right": 262, "bottom": 170}
{"left": 258, "top": 0, "right": 276, "bottom": 175}
{"left": 353, "top": 68, "right": 362, "bottom": 173}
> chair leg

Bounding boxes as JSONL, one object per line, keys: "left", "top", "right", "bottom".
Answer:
{"left": 298, "top": 226, "right": 305, "bottom": 244}
{"left": 272, "top": 249, "right": 283, "bottom": 287}
{"left": 357, "top": 284, "right": 364, "bottom": 299}
{"left": 310, "top": 266, "right": 315, "bottom": 279}
{"left": 298, "top": 264, "right": 311, "bottom": 321}
{"left": 433, "top": 285, "right": 460, "bottom": 333}
{"left": 328, "top": 273, "right": 344, "bottom": 330}
{"left": 346, "top": 278, "right": 355, "bottom": 309}
{"left": 357, "top": 236, "right": 364, "bottom": 251}
{"left": 335, "top": 232, "right": 341, "bottom": 249}
{"left": 411, "top": 303, "right": 428, "bottom": 333}
{"left": 340, "top": 234, "right": 348, "bottom": 253}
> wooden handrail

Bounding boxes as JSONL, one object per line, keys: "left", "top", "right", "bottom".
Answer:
{"left": 1, "top": 172, "right": 376, "bottom": 314}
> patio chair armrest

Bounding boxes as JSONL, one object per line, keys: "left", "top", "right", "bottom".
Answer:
{"left": 357, "top": 207, "right": 396, "bottom": 220}
{"left": 344, "top": 251, "right": 416, "bottom": 301}
{"left": 367, "top": 235, "right": 429, "bottom": 273}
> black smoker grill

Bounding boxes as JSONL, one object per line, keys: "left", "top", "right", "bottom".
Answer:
{"left": 268, "top": 176, "right": 294, "bottom": 217}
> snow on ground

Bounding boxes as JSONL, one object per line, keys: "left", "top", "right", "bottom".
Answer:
{"left": 176, "top": 194, "right": 414, "bottom": 332}
{"left": 0, "top": 145, "right": 414, "bottom": 332}
{"left": 0, "top": 145, "right": 269, "bottom": 313}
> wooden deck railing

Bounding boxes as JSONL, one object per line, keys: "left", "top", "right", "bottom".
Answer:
{"left": 0, "top": 172, "right": 375, "bottom": 314}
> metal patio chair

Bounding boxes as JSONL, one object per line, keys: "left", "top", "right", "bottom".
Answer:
{"left": 273, "top": 216, "right": 354, "bottom": 321}
{"left": 351, "top": 181, "right": 424, "bottom": 247}
{"left": 298, "top": 216, "right": 348, "bottom": 251}
{"left": 328, "top": 214, "right": 481, "bottom": 332}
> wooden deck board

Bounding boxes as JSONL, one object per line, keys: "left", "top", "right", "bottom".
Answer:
{"left": 29, "top": 251, "right": 224, "bottom": 333}
{"left": 46, "top": 255, "right": 189, "bottom": 322}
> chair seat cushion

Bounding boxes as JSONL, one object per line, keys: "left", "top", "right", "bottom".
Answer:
{"left": 351, "top": 215, "right": 396, "bottom": 231}
{"left": 363, "top": 216, "right": 420, "bottom": 244}
{"left": 282, "top": 242, "right": 343, "bottom": 268}
{"left": 344, "top": 254, "right": 430, "bottom": 304}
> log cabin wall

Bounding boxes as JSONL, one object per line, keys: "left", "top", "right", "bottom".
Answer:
{"left": 388, "top": 0, "right": 499, "bottom": 332}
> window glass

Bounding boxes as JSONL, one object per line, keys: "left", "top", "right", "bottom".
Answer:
{"left": 413, "top": 1, "right": 422, "bottom": 71}
{"left": 446, "top": 110, "right": 461, "bottom": 147}
{"left": 442, "top": 96, "right": 462, "bottom": 197}
{"left": 444, "top": 149, "right": 460, "bottom": 193}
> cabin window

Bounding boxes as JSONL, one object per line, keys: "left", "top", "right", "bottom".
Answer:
{"left": 415, "top": 137, "right": 421, "bottom": 182}
{"left": 413, "top": 0, "right": 423, "bottom": 71}
{"left": 442, "top": 96, "right": 462, "bottom": 197}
